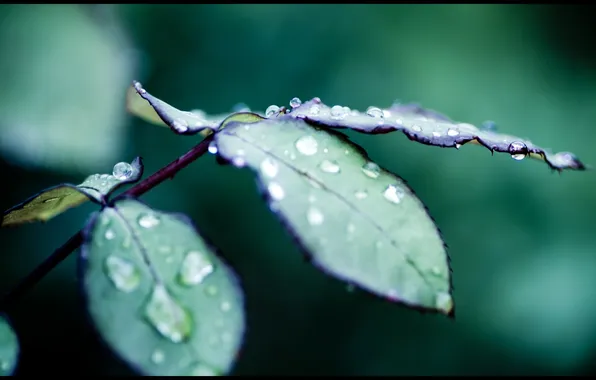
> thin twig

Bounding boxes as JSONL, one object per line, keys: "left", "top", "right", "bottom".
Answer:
{"left": 0, "top": 134, "right": 214, "bottom": 312}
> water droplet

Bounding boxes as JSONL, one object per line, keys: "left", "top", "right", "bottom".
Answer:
{"left": 347, "top": 223, "right": 356, "bottom": 234}
{"left": 412, "top": 125, "right": 422, "bottom": 132}
{"left": 151, "top": 349, "right": 165, "bottom": 364}
{"left": 289, "top": 97, "right": 302, "bottom": 108}
{"left": 144, "top": 285, "right": 192, "bottom": 343}
{"left": 189, "top": 363, "right": 218, "bottom": 376}
{"left": 112, "top": 162, "right": 134, "bottom": 180}
{"left": 208, "top": 141, "right": 218, "bottom": 154}
{"left": 42, "top": 197, "right": 60, "bottom": 203}
{"left": 265, "top": 105, "right": 280, "bottom": 118}
{"left": 366, "top": 106, "right": 383, "bottom": 118}
{"left": 431, "top": 266, "right": 441, "bottom": 276}
{"left": 375, "top": 240, "right": 384, "bottom": 249}
{"left": 361, "top": 162, "right": 381, "bottom": 179}
{"left": 138, "top": 213, "right": 160, "bottom": 229}
{"left": 178, "top": 251, "right": 214, "bottom": 286}
{"left": 267, "top": 182, "right": 285, "bottom": 201}
{"left": 295, "top": 135, "right": 318, "bottom": 156}
{"left": 260, "top": 157, "right": 279, "bottom": 178}
{"left": 104, "top": 229, "right": 115, "bottom": 240}
{"left": 455, "top": 143, "right": 462, "bottom": 149}
{"left": 447, "top": 128, "right": 459, "bottom": 137}
{"left": 432, "top": 131, "right": 441, "bottom": 137}
{"left": 330, "top": 105, "right": 347, "bottom": 120}
{"left": 323, "top": 148, "right": 329, "bottom": 154}
{"left": 104, "top": 255, "right": 140, "bottom": 293}
{"left": 306, "top": 207, "right": 324, "bottom": 226}
{"left": 508, "top": 141, "right": 528, "bottom": 161}
{"left": 172, "top": 118, "right": 189, "bottom": 133}
{"left": 232, "top": 156, "right": 246, "bottom": 167}
{"left": 308, "top": 194, "right": 316, "bottom": 203}
{"left": 383, "top": 184, "right": 405, "bottom": 204}
{"left": 382, "top": 109, "right": 391, "bottom": 118}
{"left": 220, "top": 301, "right": 231, "bottom": 312}
{"left": 309, "top": 104, "right": 320, "bottom": 115}
{"left": 319, "top": 159, "right": 340, "bottom": 174}
{"left": 354, "top": 190, "right": 368, "bottom": 199}
{"left": 205, "top": 285, "right": 218, "bottom": 297}
{"left": 435, "top": 292, "right": 453, "bottom": 313}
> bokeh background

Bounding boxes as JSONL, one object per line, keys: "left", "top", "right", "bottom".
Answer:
{"left": 1, "top": 4, "right": 595, "bottom": 376}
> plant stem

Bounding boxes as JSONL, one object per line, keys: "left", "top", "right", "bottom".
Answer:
{"left": 0, "top": 134, "right": 214, "bottom": 312}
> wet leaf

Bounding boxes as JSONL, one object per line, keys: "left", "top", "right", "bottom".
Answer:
{"left": 0, "top": 315, "right": 19, "bottom": 376}
{"left": 79, "top": 198, "right": 244, "bottom": 376}
{"left": 214, "top": 117, "right": 452, "bottom": 315}
{"left": 1, "top": 157, "right": 143, "bottom": 227}
{"left": 287, "top": 99, "right": 586, "bottom": 171}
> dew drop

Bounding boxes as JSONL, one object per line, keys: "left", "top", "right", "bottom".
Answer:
{"left": 346, "top": 223, "right": 356, "bottom": 234}
{"left": 308, "top": 194, "right": 316, "bottom": 203}
{"left": 104, "top": 229, "right": 116, "bottom": 240}
{"left": 232, "top": 156, "right": 246, "bottom": 168}
{"left": 354, "top": 190, "right": 368, "bottom": 199}
{"left": 104, "top": 255, "right": 140, "bottom": 293}
{"left": 431, "top": 266, "right": 441, "bottom": 276}
{"left": 412, "top": 125, "right": 422, "bottom": 132}
{"left": 447, "top": 128, "right": 459, "bottom": 137}
{"left": 151, "top": 349, "right": 165, "bottom": 364}
{"left": 295, "top": 135, "right": 318, "bottom": 156}
{"left": 112, "top": 162, "right": 134, "bottom": 180}
{"left": 208, "top": 141, "right": 218, "bottom": 154}
{"left": 366, "top": 106, "right": 383, "bottom": 118}
{"left": 138, "top": 213, "right": 160, "bottom": 229}
{"left": 383, "top": 184, "right": 405, "bottom": 204}
{"left": 220, "top": 301, "right": 231, "bottom": 312}
{"left": 289, "top": 97, "right": 302, "bottom": 108}
{"left": 260, "top": 157, "right": 279, "bottom": 178}
{"left": 144, "top": 285, "right": 192, "bottom": 343}
{"left": 318, "top": 159, "right": 340, "bottom": 174}
{"left": 330, "top": 105, "right": 347, "bottom": 120}
{"left": 455, "top": 143, "right": 462, "bottom": 150}
{"left": 508, "top": 141, "right": 528, "bottom": 161}
{"left": 435, "top": 292, "right": 453, "bottom": 313}
{"left": 205, "top": 285, "right": 218, "bottom": 297}
{"left": 309, "top": 104, "right": 321, "bottom": 116}
{"left": 265, "top": 105, "right": 280, "bottom": 118}
{"left": 432, "top": 131, "right": 441, "bottom": 137}
{"left": 306, "top": 207, "right": 324, "bottom": 226}
{"left": 268, "top": 182, "right": 285, "bottom": 201}
{"left": 361, "top": 162, "right": 381, "bottom": 179}
{"left": 189, "top": 363, "right": 218, "bottom": 376}
{"left": 172, "top": 118, "right": 189, "bottom": 133}
{"left": 178, "top": 251, "right": 214, "bottom": 286}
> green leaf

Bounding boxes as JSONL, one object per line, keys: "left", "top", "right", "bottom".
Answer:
{"left": 0, "top": 315, "right": 19, "bottom": 376}
{"left": 286, "top": 99, "right": 586, "bottom": 171}
{"left": 79, "top": 198, "right": 245, "bottom": 376}
{"left": 1, "top": 157, "right": 143, "bottom": 227}
{"left": 213, "top": 117, "right": 452, "bottom": 315}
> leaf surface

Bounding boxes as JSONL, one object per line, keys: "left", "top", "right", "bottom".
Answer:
{"left": 0, "top": 315, "right": 19, "bottom": 376}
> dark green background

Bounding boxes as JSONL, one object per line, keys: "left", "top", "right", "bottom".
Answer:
{"left": 1, "top": 4, "right": 595, "bottom": 376}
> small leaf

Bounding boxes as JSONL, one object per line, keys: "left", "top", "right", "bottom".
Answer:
{"left": 287, "top": 99, "right": 586, "bottom": 171}
{"left": 79, "top": 198, "right": 244, "bottom": 376}
{"left": 0, "top": 315, "right": 19, "bottom": 376}
{"left": 1, "top": 158, "right": 143, "bottom": 227}
{"left": 214, "top": 117, "right": 452, "bottom": 315}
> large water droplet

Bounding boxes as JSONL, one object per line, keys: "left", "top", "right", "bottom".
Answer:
{"left": 508, "top": 141, "right": 528, "bottom": 161}
{"left": 208, "top": 141, "right": 218, "bottom": 154}
{"left": 354, "top": 190, "right": 368, "bottom": 199}
{"left": 295, "top": 135, "right": 318, "bottom": 156}
{"left": 189, "top": 363, "right": 218, "bottom": 376}
{"left": 265, "top": 105, "right": 280, "bottom": 118}
{"left": 260, "top": 157, "right": 279, "bottom": 178}
{"left": 306, "top": 207, "right": 324, "bottom": 226}
{"left": 138, "top": 213, "right": 160, "bottom": 229}
{"left": 383, "top": 184, "right": 405, "bottom": 204}
{"left": 144, "top": 285, "right": 192, "bottom": 343}
{"left": 104, "top": 229, "right": 116, "bottom": 240}
{"left": 435, "top": 292, "right": 453, "bottom": 313}
{"left": 447, "top": 128, "right": 459, "bottom": 137}
{"left": 361, "top": 162, "right": 381, "bottom": 179}
{"left": 178, "top": 251, "right": 214, "bottom": 286}
{"left": 366, "top": 106, "right": 383, "bottom": 118}
{"left": 267, "top": 182, "right": 285, "bottom": 201}
{"left": 319, "top": 159, "right": 340, "bottom": 174}
{"left": 104, "top": 255, "right": 140, "bottom": 293}
{"left": 151, "top": 349, "right": 165, "bottom": 364}
{"left": 112, "top": 162, "right": 134, "bottom": 180}
{"left": 289, "top": 97, "right": 302, "bottom": 108}
{"left": 330, "top": 105, "right": 347, "bottom": 120}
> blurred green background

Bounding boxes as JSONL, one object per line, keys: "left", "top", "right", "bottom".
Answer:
{"left": 1, "top": 4, "right": 595, "bottom": 376}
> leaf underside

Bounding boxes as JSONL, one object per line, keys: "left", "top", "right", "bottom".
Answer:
{"left": 285, "top": 100, "right": 585, "bottom": 171}
{"left": 0, "top": 315, "right": 19, "bottom": 376}
{"left": 1, "top": 157, "right": 143, "bottom": 227}
{"left": 214, "top": 117, "right": 453, "bottom": 315}
{"left": 79, "top": 198, "right": 244, "bottom": 376}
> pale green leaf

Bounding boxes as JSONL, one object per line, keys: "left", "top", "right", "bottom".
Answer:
{"left": 79, "top": 198, "right": 245, "bottom": 375}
